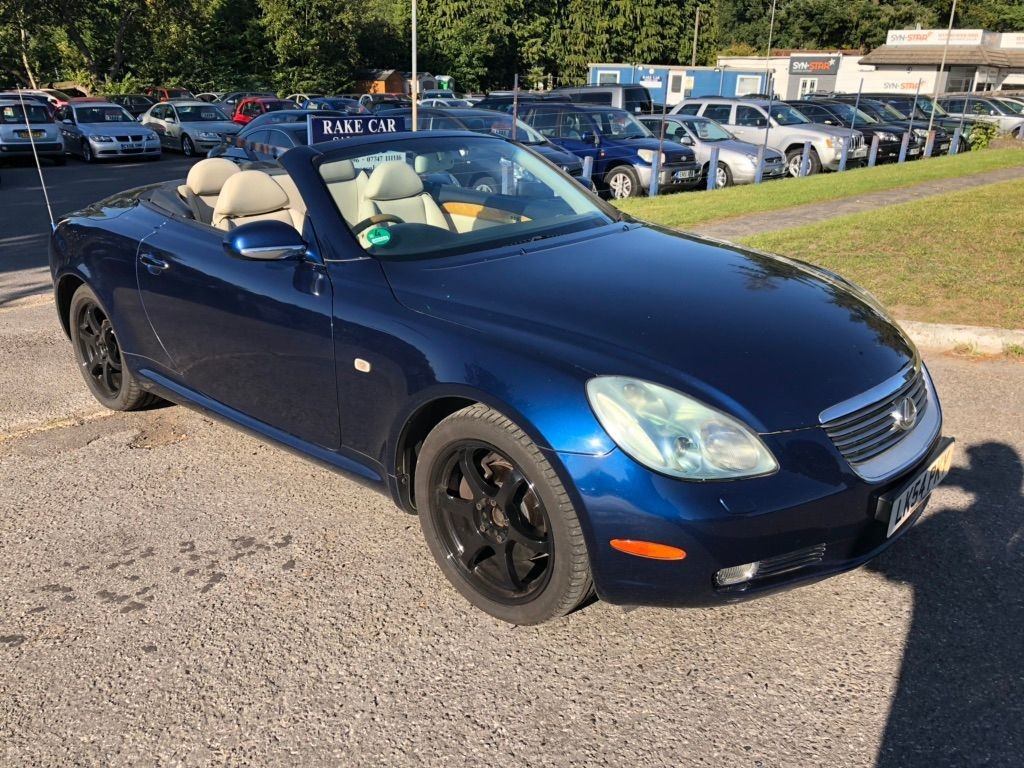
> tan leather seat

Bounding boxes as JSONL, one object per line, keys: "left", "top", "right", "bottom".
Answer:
{"left": 413, "top": 152, "right": 454, "bottom": 175}
{"left": 177, "top": 158, "right": 241, "bottom": 223}
{"left": 357, "top": 161, "right": 450, "bottom": 230}
{"left": 212, "top": 170, "right": 294, "bottom": 231}
{"left": 321, "top": 159, "right": 367, "bottom": 225}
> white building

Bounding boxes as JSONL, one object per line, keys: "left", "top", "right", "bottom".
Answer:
{"left": 718, "top": 29, "right": 1024, "bottom": 99}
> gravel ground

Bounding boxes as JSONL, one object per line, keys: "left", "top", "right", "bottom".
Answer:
{"left": 1, "top": 294, "right": 1022, "bottom": 767}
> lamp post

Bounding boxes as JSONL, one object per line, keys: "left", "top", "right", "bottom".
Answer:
{"left": 411, "top": 0, "right": 418, "bottom": 131}
{"left": 757, "top": 0, "right": 778, "bottom": 181}
{"left": 691, "top": 6, "right": 701, "bottom": 67}
{"left": 927, "top": 0, "right": 958, "bottom": 140}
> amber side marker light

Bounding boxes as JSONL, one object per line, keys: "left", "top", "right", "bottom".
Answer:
{"left": 610, "top": 539, "right": 687, "bottom": 561}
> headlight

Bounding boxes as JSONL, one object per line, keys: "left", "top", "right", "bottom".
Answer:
{"left": 636, "top": 148, "right": 665, "bottom": 164}
{"left": 586, "top": 377, "right": 778, "bottom": 480}
{"left": 197, "top": 131, "right": 219, "bottom": 140}
{"left": 913, "top": 128, "right": 928, "bottom": 139}
{"left": 743, "top": 153, "right": 758, "bottom": 165}
{"left": 91, "top": 135, "right": 114, "bottom": 143}
{"left": 876, "top": 131, "right": 897, "bottom": 142}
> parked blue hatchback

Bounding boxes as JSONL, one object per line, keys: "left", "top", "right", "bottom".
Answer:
{"left": 50, "top": 130, "right": 953, "bottom": 624}
{"left": 520, "top": 103, "right": 701, "bottom": 198}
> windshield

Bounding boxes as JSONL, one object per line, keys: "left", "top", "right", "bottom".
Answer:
{"left": 75, "top": 106, "right": 135, "bottom": 123}
{"left": 768, "top": 105, "right": 810, "bottom": 125}
{"left": 0, "top": 103, "right": 52, "bottom": 124}
{"left": 176, "top": 105, "right": 229, "bottom": 121}
{"left": 996, "top": 98, "right": 1024, "bottom": 115}
{"left": 590, "top": 110, "right": 652, "bottom": 138}
{"left": 915, "top": 98, "right": 949, "bottom": 117}
{"left": 318, "top": 135, "right": 616, "bottom": 260}
{"left": 454, "top": 113, "right": 546, "bottom": 144}
{"left": 874, "top": 102, "right": 910, "bottom": 121}
{"left": 825, "top": 102, "right": 879, "bottom": 125}
{"left": 681, "top": 117, "right": 731, "bottom": 141}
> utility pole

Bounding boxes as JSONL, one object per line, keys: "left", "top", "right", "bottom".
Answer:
{"left": 411, "top": 0, "right": 418, "bottom": 131}
{"left": 691, "top": 7, "right": 701, "bottom": 67}
{"left": 928, "top": 0, "right": 958, "bottom": 139}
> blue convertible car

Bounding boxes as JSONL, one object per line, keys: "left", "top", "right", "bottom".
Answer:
{"left": 50, "top": 130, "right": 954, "bottom": 624}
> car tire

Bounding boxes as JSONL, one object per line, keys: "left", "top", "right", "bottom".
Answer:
{"left": 472, "top": 175, "right": 499, "bottom": 194}
{"left": 80, "top": 140, "right": 93, "bottom": 163}
{"left": 714, "top": 162, "right": 733, "bottom": 188}
{"left": 785, "top": 147, "right": 821, "bottom": 177}
{"left": 181, "top": 135, "right": 195, "bottom": 157}
{"left": 69, "top": 284, "right": 159, "bottom": 412}
{"left": 415, "top": 403, "right": 594, "bottom": 625}
{"left": 957, "top": 136, "right": 970, "bottom": 153}
{"left": 604, "top": 165, "right": 640, "bottom": 199}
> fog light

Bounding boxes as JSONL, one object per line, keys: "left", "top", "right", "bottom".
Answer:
{"left": 715, "top": 561, "right": 759, "bottom": 587}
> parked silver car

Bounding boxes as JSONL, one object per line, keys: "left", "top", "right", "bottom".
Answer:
{"left": 141, "top": 100, "right": 239, "bottom": 156}
{"left": 672, "top": 98, "right": 865, "bottom": 175}
{"left": 639, "top": 114, "right": 785, "bottom": 186}
{"left": 0, "top": 98, "right": 65, "bottom": 164}
{"left": 936, "top": 96, "right": 1024, "bottom": 137}
{"left": 57, "top": 101, "right": 160, "bottom": 162}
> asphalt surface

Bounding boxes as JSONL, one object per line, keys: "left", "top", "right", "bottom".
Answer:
{"left": 2, "top": 158, "right": 1023, "bottom": 767}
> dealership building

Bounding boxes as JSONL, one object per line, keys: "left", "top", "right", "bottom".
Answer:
{"left": 587, "top": 28, "right": 1024, "bottom": 106}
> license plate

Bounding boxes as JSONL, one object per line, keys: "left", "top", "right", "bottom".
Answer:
{"left": 16, "top": 130, "right": 45, "bottom": 139}
{"left": 877, "top": 439, "right": 955, "bottom": 537}
{"left": 909, "top": 148, "right": 921, "bottom": 155}
{"left": 673, "top": 170, "right": 696, "bottom": 180}
{"left": 939, "top": 143, "right": 950, "bottom": 151}
{"left": 124, "top": 143, "right": 141, "bottom": 149}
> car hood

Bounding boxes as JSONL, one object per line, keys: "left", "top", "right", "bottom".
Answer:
{"left": 380, "top": 225, "right": 916, "bottom": 433}
{"left": 708, "top": 138, "right": 783, "bottom": 159}
{"left": 795, "top": 123, "right": 860, "bottom": 139}
{"left": 530, "top": 143, "right": 582, "bottom": 168}
{"left": 181, "top": 120, "right": 239, "bottom": 134}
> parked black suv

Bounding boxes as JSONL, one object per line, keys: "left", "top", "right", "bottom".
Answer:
{"left": 787, "top": 99, "right": 922, "bottom": 163}
{"left": 548, "top": 84, "right": 654, "bottom": 114}
{"left": 805, "top": 95, "right": 956, "bottom": 155}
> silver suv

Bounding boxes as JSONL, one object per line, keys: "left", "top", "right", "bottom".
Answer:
{"left": 672, "top": 98, "right": 865, "bottom": 175}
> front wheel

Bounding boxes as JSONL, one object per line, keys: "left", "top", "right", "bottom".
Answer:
{"left": 714, "top": 162, "right": 733, "bottom": 188}
{"left": 416, "top": 404, "right": 593, "bottom": 624}
{"left": 80, "top": 140, "right": 93, "bottom": 163}
{"left": 785, "top": 147, "right": 821, "bottom": 176}
{"left": 69, "top": 284, "right": 159, "bottom": 411}
{"left": 181, "top": 135, "right": 195, "bottom": 157}
{"left": 604, "top": 165, "right": 640, "bottom": 199}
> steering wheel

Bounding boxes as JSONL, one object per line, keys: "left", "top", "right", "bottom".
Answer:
{"left": 351, "top": 213, "right": 405, "bottom": 236}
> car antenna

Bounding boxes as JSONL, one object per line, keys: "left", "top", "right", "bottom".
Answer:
{"left": 17, "top": 86, "right": 56, "bottom": 231}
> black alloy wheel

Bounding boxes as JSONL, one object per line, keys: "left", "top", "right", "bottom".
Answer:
{"left": 76, "top": 300, "right": 123, "bottom": 399}
{"left": 431, "top": 442, "right": 553, "bottom": 604}
{"left": 68, "top": 284, "right": 158, "bottom": 411}
{"left": 416, "top": 404, "right": 593, "bottom": 624}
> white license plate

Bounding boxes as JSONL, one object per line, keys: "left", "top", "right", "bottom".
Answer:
{"left": 673, "top": 170, "right": 695, "bottom": 180}
{"left": 909, "top": 148, "right": 921, "bottom": 155}
{"left": 939, "top": 143, "right": 950, "bottom": 151}
{"left": 852, "top": 147, "right": 867, "bottom": 157}
{"left": 124, "top": 143, "right": 141, "bottom": 149}
{"left": 881, "top": 440, "right": 955, "bottom": 537}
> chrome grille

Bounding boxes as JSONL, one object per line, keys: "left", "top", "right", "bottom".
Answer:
{"left": 823, "top": 367, "right": 928, "bottom": 466}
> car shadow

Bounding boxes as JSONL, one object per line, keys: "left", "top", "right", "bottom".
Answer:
{"left": 868, "top": 441, "right": 1024, "bottom": 767}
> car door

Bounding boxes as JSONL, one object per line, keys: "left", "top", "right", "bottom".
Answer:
{"left": 135, "top": 213, "right": 340, "bottom": 448}
{"left": 546, "top": 110, "right": 601, "bottom": 168}
{"left": 148, "top": 105, "right": 169, "bottom": 147}
{"left": 58, "top": 107, "right": 81, "bottom": 149}
{"left": 731, "top": 105, "right": 768, "bottom": 145}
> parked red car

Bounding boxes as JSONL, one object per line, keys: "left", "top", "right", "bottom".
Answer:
{"left": 232, "top": 97, "right": 294, "bottom": 125}
{"left": 144, "top": 86, "right": 195, "bottom": 102}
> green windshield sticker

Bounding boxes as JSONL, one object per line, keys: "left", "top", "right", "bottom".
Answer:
{"left": 366, "top": 226, "right": 392, "bottom": 247}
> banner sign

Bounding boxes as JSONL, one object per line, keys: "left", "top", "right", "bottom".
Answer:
{"left": 885, "top": 29, "right": 984, "bottom": 46}
{"left": 307, "top": 115, "right": 405, "bottom": 145}
{"left": 789, "top": 55, "right": 840, "bottom": 75}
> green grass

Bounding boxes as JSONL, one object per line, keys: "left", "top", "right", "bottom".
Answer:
{"left": 615, "top": 146, "right": 1024, "bottom": 230}
{"left": 739, "top": 178, "right": 1024, "bottom": 330}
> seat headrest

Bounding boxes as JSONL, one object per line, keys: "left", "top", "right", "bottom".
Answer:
{"left": 414, "top": 152, "right": 454, "bottom": 174}
{"left": 214, "top": 170, "right": 290, "bottom": 218}
{"left": 364, "top": 161, "right": 423, "bottom": 201}
{"left": 321, "top": 159, "right": 358, "bottom": 183}
{"left": 186, "top": 158, "right": 241, "bottom": 196}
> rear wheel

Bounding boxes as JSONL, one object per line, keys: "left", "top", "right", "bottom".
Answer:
{"left": 604, "top": 165, "right": 640, "bottom": 199}
{"left": 181, "top": 135, "right": 195, "bottom": 157}
{"left": 69, "top": 285, "right": 158, "bottom": 411}
{"left": 416, "top": 404, "right": 593, "bottom": 624}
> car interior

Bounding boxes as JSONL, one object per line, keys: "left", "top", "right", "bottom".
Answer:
{"left": 145, "top": 138, "right": 606, "bottom": 258}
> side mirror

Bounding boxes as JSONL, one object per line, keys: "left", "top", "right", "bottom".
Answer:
{"left": 580, "top": 132, "right": 599, "bottom": 146}
{"left": 223, "top": 220, "right": 307, "bottom": 261}
{"left": 678, "top": 133, "right": 694, "bottom": 145}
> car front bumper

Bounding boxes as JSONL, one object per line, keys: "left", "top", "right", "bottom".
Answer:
{"left": 90, "top": 139, "right": 161, "bottom": 159}
{"left": 556, "top": 423, "right": 947, "bottom": 608}
{"left": 0, "top": 140, "right": 64, "bottom": 156}
{"left": 634, "top": 162, "right": 702, "bottom": 191}
{"left": 732, "top": 158, "right": 786, "bottom": 184}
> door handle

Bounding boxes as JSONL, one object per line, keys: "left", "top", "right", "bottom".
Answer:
{"left": 140, "top": 252, "right": 169, "bottom": 273}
